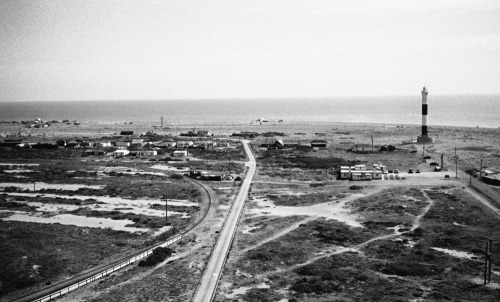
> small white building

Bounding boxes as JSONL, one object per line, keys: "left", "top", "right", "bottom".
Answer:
{"left": 172, "top": 150, "right": 189, "bottom": 157}
{"left": 132, "top": 150, "right": 157, "bottom": 156}
{"left": 112, "top": 150, "right": 130, "bottom": 157}
{"left": 99, "top": 142, "right": 112, "bottom": 148}
{"left": 115, "top": 141, "right": 131, "bottom": 148}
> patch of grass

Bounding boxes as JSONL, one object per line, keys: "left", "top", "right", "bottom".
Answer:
{"left": 241, "top": 288, "right": 284, "bottom": 302}
{"left": 0, "top": 221, "right": 142, "bottom": 298}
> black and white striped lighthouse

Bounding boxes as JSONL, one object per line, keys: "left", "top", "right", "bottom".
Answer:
{"left": 417, "top": 86, "right": 433, "bottom": 143}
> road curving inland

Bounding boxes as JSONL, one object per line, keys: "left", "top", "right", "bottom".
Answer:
{"left": 191, "top": 140, "right": 256, "bottom": 302}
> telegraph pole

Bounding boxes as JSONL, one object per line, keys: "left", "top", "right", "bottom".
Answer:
{"left": 480, "top": 159, "right": 483, "bottom": 179}
{"left": 455, "top": 147, "right": 458, "bottom": 178}
{"left": 484, "top": 240, "right": 492, "bottom": 285}
{"left": 165, "top": 193, "right": 168, "bottom": 224}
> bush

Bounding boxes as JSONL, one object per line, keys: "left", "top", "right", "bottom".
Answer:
{"left": 349, "top": 185, "right": 363, "bottom": 190}
{"left": 138, "top": 247, "right": 173, "bottom": 267}
{"left": 290, "top": 277, "right": 340, "bottom": 294}
{"left": 170, "top": 174, "right": 183, "bottom": 179}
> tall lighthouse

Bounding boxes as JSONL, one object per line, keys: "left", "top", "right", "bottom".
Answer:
{"left": 417, "top": 86, "right": 433, "bottom": 143}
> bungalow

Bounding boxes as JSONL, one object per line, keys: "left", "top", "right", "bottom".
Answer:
{"left": 197, "top": 130, "right": 212, "bottom": 137}
{"left": 472, "top": 169, "right": 495, "bottom": 178}
{"left": 131, "top": 139, "right": 145, "bottom": 147}
{"left": 131, "top": 150, "right": 157, "bottom": 156}
{"left": 65, "top": 141, "right": 80, "bottom": 148}
{"left": 115, "top": 141, "right": 131, "bottom": 148}
{"left": 311, "top": 140, "right": 327, "bottom": 148}
{"left": 172, "top": 150, "right": 189, "bottom": 157}
{"left": 194, "top": 140, "right": 217, "bottom": 149}
{"left": 189, "top": 170, "right": 225, "bottom": 181}
{"left": 156, "top": 141, "right": 177, "bottom": 148}
{"left": 85, "top": 150, "right": 107, "bottom": 156}
{"left": 202, "top": 171, "right": 225, "bottom": 181}
{"left": 260, "top": 138, "right": 275, "bottom": 147}
{"left": 351, "top": 171, "right": 373, "bottom": 181}
{"left": 112, "top": 150, "right": 130, "bottom": 157}
{"left": 180, "top": 130, "right": 197, "bottom": 137}
{"left": 176, "top": 141, "right": 193, "bottom": 148}
{"left": 284, "top": 141, "right": 300, "bottom": 148}
{"left": 98, "top": 142, "right": 112, "bottom": 148}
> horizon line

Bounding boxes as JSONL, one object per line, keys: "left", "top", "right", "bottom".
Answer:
{"left": 2, "top": 93, "right": 500, "bottom": 103}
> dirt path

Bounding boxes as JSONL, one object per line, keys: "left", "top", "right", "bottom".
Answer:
{"left": 272, "top": 189, "right": 436, "bottom": 274}
{"left": 239, "top": 216, "right": 317, "bottom": 254}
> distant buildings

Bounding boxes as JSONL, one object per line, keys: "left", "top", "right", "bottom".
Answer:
{"left": 339, "top": 164, "right": 384, "bottom": 181}
{"left": 310, "top": 140, "right": 327, "bottom": 148}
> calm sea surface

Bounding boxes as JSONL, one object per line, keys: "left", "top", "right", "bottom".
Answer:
{"left": 0, "top": 95, "right": 499, "bottom": 128}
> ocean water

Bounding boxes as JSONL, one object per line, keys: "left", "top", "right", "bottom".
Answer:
{"left": 0, "top": 95, "right": 499, "bottom": 128}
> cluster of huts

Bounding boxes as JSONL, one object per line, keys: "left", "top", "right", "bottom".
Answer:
{"left": 0, "top": 131, "right": 222, "bottom": 159}
{"left": 338, "top": 164, "right": 386, "bottom": 181}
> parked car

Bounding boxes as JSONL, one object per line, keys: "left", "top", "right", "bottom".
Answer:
{"left": 394, "top": 169, "right": 399, "bottom": 174}
{"left": 390, "top": 174, "right": 394, "bottom": 180}
{"left": 384, "top": 175, "right": 388, "bottom": 180}
{"left": 388, "top": 169, "right": 394, "bottom": 173}
{"left": 416, "top": 169, "right": 420, "bottom": 173}
{"left": 408, "top": 169, "right": 414, "bottom": 173}
{"left": 395, "top": 175, "right": 400, "bottom": 180}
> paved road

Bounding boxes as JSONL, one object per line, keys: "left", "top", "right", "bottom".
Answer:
{"left": 191, "top": 140, "right": 256, "bottom": 302}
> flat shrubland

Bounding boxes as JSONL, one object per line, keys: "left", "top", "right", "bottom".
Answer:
{"left": 0, "top": 221, "right": 143, "bottom": 299}
{"left": 221, "top": 186, "right": 500, "bottom": 301}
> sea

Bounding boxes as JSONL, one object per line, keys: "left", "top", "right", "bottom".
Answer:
{"left": 0, "top": 95, "right": 499, "bottom": 128}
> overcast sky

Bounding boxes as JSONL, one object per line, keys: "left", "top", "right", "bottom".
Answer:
{"left": 1, "top": 0, "right": 499, "bottom": 101}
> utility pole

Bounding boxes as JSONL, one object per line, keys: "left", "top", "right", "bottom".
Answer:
{"left": 484, "top": 240, "right": 492, "bottom": 285}
{"left": 33, "top": 182, "right": 36, "bottom": 192}
{"left": 480, "top": 159, "right": 483, "bottom": 179}
{"left": 455, "top": 147, "right": 458, "bottom": 178}
{"left": 166, "top": 194, "right": 170, "bottom": 223}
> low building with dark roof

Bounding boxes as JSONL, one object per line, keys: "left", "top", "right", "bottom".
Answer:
{"left": 310, "top": 139, "right": 327, "bottom": 147}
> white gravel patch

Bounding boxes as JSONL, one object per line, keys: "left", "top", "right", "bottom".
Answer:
{"left": 247, "top": 194, "right": 364, "bottom": 228}
{"left": 2, "top": 193, "right": 196, "bottom": 218}
{"left": 431, "top": 247, "right": 476, "bottom": 259}
{"left": 0, "top": 182, "right": 104, "bottom": 191}
{"left": 0, "top": 163, "right": 39, "bottom": 166}
{"left": 1, "top": 211, "right": 148, "bottom": 233}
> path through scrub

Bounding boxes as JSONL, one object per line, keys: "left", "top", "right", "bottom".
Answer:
{"left": 265, "top": 189, "right": 435, "bottom": 275}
